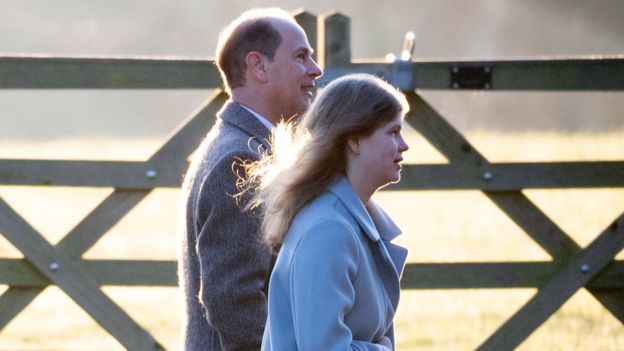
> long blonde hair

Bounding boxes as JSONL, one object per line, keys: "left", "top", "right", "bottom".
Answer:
{"left": 242, "top": 73, "right": 408, "bottom": 252}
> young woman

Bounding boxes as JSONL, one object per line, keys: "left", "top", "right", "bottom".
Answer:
{"left": 244, "top": 73, "right": 410, "bottom": 350}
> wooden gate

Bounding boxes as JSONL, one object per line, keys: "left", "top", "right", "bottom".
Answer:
{"left": 0, "top": 10, "right": 623, "bottom": 350}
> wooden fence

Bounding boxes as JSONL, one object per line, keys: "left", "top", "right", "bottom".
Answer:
{"left": 1, "top": 10, "right": 623, "bottom": 350}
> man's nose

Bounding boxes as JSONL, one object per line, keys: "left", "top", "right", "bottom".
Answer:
{"left": 308, "top": 58, "right": 322, "bottom": 78}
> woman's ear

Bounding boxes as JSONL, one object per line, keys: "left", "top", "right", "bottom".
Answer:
{"left": 245, "top": 51, "right": 268, "bottom": 82}
{"left": 347, "top": 136, "right": 360, "bottom": 155}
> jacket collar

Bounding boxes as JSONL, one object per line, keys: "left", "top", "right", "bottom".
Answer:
{"left": 218, "top": 100, "right": 272, "bottom": 152}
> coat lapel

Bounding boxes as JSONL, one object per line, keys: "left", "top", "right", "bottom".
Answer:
{"left": 366, "top": 201, "right": 409, "bottom": 279}
{"left": 218, "top": 100, "right": 272, "bottom": 153}
{"left": 328, "top": 178, "right": 408, "bottom": 309}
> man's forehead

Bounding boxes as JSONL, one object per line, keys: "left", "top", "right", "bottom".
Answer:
{"left": 272, "top": 18, "right": 308, "bottom": 43}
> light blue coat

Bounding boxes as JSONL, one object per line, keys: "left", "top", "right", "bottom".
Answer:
{"left": 261, "top": 177, "right": 408, "bottom": 351}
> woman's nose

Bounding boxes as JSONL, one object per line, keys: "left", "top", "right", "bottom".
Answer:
{"left": 399, "top": 136, "right": 409, "bottom": 152}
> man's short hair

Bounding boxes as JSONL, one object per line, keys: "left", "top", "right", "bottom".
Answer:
{"left": 216, "top": 8, "right": 296, "bottom": 93}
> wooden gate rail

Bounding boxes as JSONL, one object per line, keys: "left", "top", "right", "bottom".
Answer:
{"left": 1, "top": 160, "right": 623, "bottom": 189}
{"left": 4, "top": 54, "right": 624, "bottom": 90}
{"left": 1, "top": 10, "right": 623, "bottom": 350}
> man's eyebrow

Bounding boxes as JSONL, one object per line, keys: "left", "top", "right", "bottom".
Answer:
{"left": 295, "top": 46, "right": 314, "bottom": 55}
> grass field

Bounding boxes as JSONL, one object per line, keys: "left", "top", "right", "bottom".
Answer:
{"left": 0, "top": 130, "right": 623, "bottom": 350}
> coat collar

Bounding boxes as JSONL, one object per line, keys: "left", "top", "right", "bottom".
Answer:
{"left": 328, "top": 177, "right": 403, "bottom": 242}
{"left": 366, "top": 200, "right": 402, "bottom": 241}
{"left": 328, "top": 177, "right": 381, "bottom": 242}
{"left": 328, "top": 177, "right": 408, "bottom": 278}
{"left": 218, "top": 100, "right": 272, "bottom": 152}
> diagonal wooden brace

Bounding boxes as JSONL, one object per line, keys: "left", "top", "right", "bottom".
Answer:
{"left": 404, "top": 91, "right": 624, "bottom": 337}
{"left": 477, "top": 213, "right": 624, "bottom": 350}
{"left": 0, "top": 196, "right": 164, "bottom": 350}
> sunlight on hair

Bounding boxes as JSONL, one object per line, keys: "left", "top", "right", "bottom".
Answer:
{"left": 263, "top": 121, "right": 310, "bottom": 187}
{"left": 238, "top": 120, "right": 309, "bottom": 213}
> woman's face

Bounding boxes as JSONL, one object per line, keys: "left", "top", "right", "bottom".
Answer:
{"left": 355, "top": 114, "right": 409, "bottom": 188}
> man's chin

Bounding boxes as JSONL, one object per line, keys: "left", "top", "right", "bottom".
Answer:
{"left": 296, "top": 101, "right": 312, "bottom": 115}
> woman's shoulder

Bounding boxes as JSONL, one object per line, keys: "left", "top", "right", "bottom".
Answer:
{"left": 285, "top": 192, "right": 360, "bottom": 245}
{"left": 294, "top": 191, "right": 354, "bottom": 227}
{"left": 286, "top": 211, "right": 361, "bottom": 261}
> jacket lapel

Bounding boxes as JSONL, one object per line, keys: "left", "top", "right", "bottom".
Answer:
{"left": 218, "top": 100, "right": 272, "bottom": 153}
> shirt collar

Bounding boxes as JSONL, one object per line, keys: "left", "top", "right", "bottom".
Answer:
{"left": 239, "top": 104, "right": 275, "bottom": 131}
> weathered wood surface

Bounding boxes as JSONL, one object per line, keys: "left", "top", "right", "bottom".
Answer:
{"left": 0, "top": 90, "right": 227, "bottom": 349}
{"left": 404, "top": 91, "right": 624, "bottom": 349}
{"left": 478, "top": 214, "right": 624, "bottom": 350}
{"left": 0, "top": 197, "right": 165, "bottom": 350}
{"left": 0, "top": 10, "right": 622, "bottom": 351}
{"left": 3, "top": 160, "right": 623, "bottom": 189}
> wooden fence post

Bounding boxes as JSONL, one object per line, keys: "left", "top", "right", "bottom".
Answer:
{"left": 319, "top": 12, "right": 351, "bottom": 69}
{"left": 294, "top": 10, "right": 318, "bottom": 62}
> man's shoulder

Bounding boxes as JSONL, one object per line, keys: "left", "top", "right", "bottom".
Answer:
{"left": 203, "top": 126, "right": 263, "bottom": 164}
{"left": 182, "top": 123, "right": 255, "bottom": 190}
{"left": 218, "top": 100, "right": 270, "bottom": 150}
{"left": 211, "top": 125, "right": 258, "bottom": 153}
{"left": 194, "top": 136, "right": 258, "bottom": 183}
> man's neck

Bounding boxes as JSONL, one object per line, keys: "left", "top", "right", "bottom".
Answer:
{"left": 231, "top": 88, "right": 278, "bottom": 124}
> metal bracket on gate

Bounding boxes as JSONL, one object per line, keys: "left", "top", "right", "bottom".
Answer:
{"left": 450, "top": 65, "right": 492, "bottom": 89}
{"left": 390, "top": 59, "right": 415, "bottom": 91}
{"left": 390, "top": 31, "right": 416, "bottom": 91}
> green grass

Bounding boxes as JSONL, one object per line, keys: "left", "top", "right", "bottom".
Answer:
{"left": 0, "top": 131, "right": 623, "bottom": 350}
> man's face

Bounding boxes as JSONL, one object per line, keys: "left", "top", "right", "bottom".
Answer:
{"left": 264, "top": 19, "right": 323, "bottom": 121}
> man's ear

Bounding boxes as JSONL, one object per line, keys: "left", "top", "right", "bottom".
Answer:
{"left": 245, "top": 52, "right": 268, "bottom": 82}
{"left": 347, "top": 136, "right": 360, "bottom": 155}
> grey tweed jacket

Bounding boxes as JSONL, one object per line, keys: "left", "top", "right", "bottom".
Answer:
{"left": 179, "top": 101, "right": 273, "bottom": 350}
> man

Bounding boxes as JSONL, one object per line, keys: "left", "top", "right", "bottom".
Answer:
{"left": 178, "top": 8, "right": 322, "bottom": 350}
